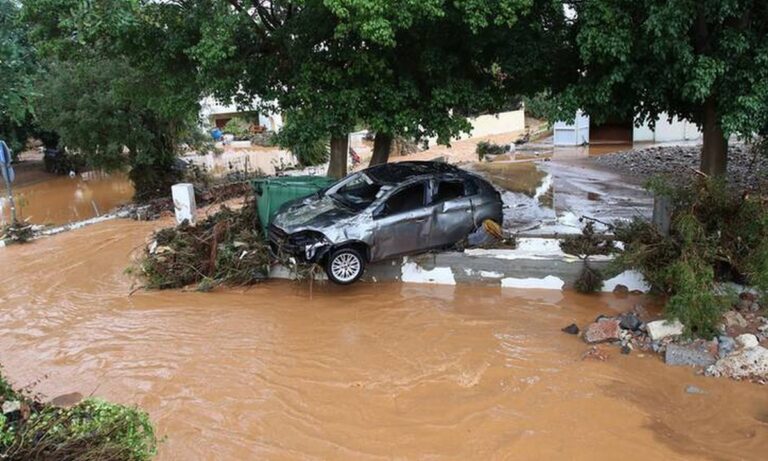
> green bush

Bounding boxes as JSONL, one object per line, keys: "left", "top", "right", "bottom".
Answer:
{"left": 0, "top": 367, "right": 157, "bottom": 461}
{"left": 222, "top": 117, "right": 253, "bottom": 140}
{"left": 614, "top": 178, "right": 766, "bottom": 337}
{"left": 476, "top": 141, "right": 508, "bottom": 160}
{"left": 290, "top": 139, "right": 329, "bottom": 167}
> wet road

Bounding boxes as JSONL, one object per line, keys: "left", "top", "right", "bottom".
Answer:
{"left": 0, "top": 220, "right": 766, "bottom": 460}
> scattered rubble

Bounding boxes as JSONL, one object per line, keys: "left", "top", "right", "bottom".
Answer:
{"left": 593, "top": 144, "right": 768, "bottom": 189}
{"left": 565, "top": 290, "right": 767, "bottom": 384}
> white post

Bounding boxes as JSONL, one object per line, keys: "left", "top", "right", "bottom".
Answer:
{"left": 171, "top": 183, "right": 197, "bottom": 225}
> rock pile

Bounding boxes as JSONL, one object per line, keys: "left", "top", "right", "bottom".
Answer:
{"left": 566, "top": 292, "right": 768, "bottom": 384}
{"left": 593, "top": 144, "right": 768, "bottom": 189}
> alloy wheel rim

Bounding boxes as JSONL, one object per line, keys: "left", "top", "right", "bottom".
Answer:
{"left": 331, "top": 253, "right": 361, "bottom": 282}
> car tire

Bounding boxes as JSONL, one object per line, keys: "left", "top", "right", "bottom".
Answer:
{"left": 325, "top": 247, "right": 365, "bottom": 285}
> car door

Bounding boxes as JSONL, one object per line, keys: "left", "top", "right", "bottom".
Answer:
{"left": 371, "top": 181, "right": 432, "bottom": 260}
{"left": 429, "top": 178, "right": 476, "bottom": 247}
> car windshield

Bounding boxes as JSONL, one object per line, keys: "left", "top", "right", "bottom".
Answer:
{"left": 329, "top": 173, "right": 383, "bottom": 211}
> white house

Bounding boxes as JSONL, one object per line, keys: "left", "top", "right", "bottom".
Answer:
{"left": 199, "top": 97, "right": 284, "bottom": 132}
{"left": 554, "top": 111, "right": 702, "bottom": 146}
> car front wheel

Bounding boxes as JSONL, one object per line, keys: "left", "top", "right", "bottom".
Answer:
{"left": 325, "top": 247, "right": 365, "bottom": 285}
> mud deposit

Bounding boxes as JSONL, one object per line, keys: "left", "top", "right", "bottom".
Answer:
{"left": 0, "top": 220, "right": 766, "bottom": 460}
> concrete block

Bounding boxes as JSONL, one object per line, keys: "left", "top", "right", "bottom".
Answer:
{"left": 172, "top": 183, "right": 196, "bottom": 225}
{"left": 646, "top": 319, "right": 685, "bottom": 341}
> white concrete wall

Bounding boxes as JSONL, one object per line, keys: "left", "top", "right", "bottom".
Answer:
{"left": 425, "top": 109, "right": 526, "bottom": 146}
{"left": 199, "top": 96, "right": 283, "bottom": 131}
{"left": 465, "top": 109, "right": 526, "bottom": 138}
{"left": 633, "top": 113, "right": 702, "bottom": 142}
{"left": 553, "top": 111, "right": 590, "bottom": 146}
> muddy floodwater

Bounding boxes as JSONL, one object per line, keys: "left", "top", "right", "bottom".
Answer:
{"left": 1, "top": 220, "right": 767, "bottom": 460}
{"left": 1, "top": 172, "right": 133, "bottom": 226}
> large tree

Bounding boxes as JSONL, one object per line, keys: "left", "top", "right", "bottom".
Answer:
{"left": 0, "top": 0, "right": 37, "bottom": 156}
{"left": 22, "top": 0, "right": 205, "bottom": 200}
{"left": 193, "top": 0, "right": 572, "bottom": 177}
{"left": 556, "top": 0, "right": 768, "bottom": 177}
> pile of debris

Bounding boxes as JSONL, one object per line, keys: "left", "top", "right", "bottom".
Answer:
{"left": 0, "top": 222, "right": 34, "bottom": 244}
{"left": 564, "top": 292, "right": 768, "bottom": 384}
{"left": 137, "top": 200, "right": 270, "bottom": 290}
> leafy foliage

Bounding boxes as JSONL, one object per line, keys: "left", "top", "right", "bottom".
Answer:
{"left": 194, "top": 0, "right": 572, "bottom": 162}
{"left": 0, "top": 367, "right": 157, "bottom": 461}
{"left": 476, "top": 141, "right": 509, "bottom": 160}
{"left": 614, "top": 179, "right": 768, "bottom": 337}
{"left": 222, "top": 117, "right": 253, "bottom": 140}
{"left": 0, "top": 0, "right": 37, "bottom": 155}
{"left": 560, "top": 221, "right": 617, "bottom": 293}
{"left": 23, "top": 0, "right": 206, "bottom": 201}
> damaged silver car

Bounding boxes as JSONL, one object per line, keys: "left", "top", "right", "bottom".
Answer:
{"left": 269, "top": 161, "right": 502, "bottom": 284}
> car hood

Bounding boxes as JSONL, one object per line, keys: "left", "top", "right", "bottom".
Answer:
{"left": 272, "top": 195, "right": 356, "bottom": 231}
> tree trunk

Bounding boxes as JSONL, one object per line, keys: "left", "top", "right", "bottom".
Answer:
{"left": 327, "top": 134, "right": 348, "bottom": 179}
{"left": 369, "top": 132, "right": 393, "bottom": 166}
{"left": 700, "top": 98, "right": 727, "bottom": 177}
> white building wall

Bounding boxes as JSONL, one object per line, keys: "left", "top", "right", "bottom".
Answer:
{"left": 633, "top": 113, "right": 702, "bottom": 142}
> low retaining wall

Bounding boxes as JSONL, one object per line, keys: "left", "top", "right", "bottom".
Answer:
{"left": 271, "top": 238, "right": 651, "bottom": 292}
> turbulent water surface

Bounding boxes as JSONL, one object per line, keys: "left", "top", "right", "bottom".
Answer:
{"left": 0, "top": 220, "right": 766, "bottom": 460}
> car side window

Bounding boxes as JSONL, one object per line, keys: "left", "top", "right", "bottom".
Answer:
{"left": 380, "top": 183, "right": 425, "bottom": 217}
{"left": 432, "top": 180, "right": 466, "bottom": 204}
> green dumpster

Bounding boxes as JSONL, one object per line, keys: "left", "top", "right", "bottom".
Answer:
{"left": 252, "top": 175, "right": 336, "bottom": 233}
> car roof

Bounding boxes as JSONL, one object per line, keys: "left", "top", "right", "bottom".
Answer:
{"left": 363, "top": 161, "right": 467, "bottom": 184}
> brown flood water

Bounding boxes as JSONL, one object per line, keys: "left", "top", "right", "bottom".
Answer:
{"left": 0, "top": 220, "right": 767, "bottom": 460}
{"left": 1, "top": 172, "right": 133, "bottom": 226}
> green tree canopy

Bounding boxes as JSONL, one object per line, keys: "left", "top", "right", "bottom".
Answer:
{"left": 0, "top": 0, "right": 38, "bottom": 155}
{"left": 554, "top": 0, "right": 768, "bottom": 176}
{"left": 22, "top": 0, "right": 206, "bottom": 200}
{"left": 191, "top": 0, "right": 572, "bottom": 176}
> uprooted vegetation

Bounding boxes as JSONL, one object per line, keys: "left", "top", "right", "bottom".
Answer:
{"left": 560, "top": 221, "right": 617, "bottom": 293}
{"left": 613, "top": 178, "right": 768, "bottom": 338}
{"left": 137, "top": 200, "right": 271, "bottom": 290}
{"left": 0, "top": 367, "right": 157, "bottom": 460}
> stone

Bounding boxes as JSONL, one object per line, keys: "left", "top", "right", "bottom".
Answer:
{"left": 613, "top": 284, "right": 629, "bottom": 295}
{"left": 685, "top": 385, "right": 705, "bottom": 395}
{"left": 618, "top": 312, "right": 642, "bottom": 331}
{"left": 706, "top": 345, "right": 768, "bottom": 380}
{"left": 723, "top": 311, "right": 748, "bottom": 329}
{"left": 736, "top": 333, "right": 759, "bottom": 349}
{"left": 583, "top": 319, "right": 621, "bottom": 344}
{"left": 621, "top": 344, "right": 632, "bottom": 355}
{"left": 2, "top": 400, "right": 20, "bottom": 415}
{"left": 646, "top": 319, "right": 685, "bottom": 341}
{"left": 718, "top": 336, "right": 737, "bottom": 358}
{"left": 665, "top": 342, "right": 717, "bottom": 368}
{"left": 51, "top": 392, "right": 83, "bottom": 408}
{"left": 562, "top": 323, "right": 580, "bottom": 335}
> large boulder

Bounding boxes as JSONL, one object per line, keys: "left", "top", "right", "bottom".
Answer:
{"left": 583, "top": 318, "right": 621, "bottom": 344}
{"left": 646, "top": 319, "right": 685, "bottom": 341}
{"left": 665, "top": 341, "right": 718, "bottom": 367}
{"left": 706, "top": 345, "right": 768, "bottom": 380}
